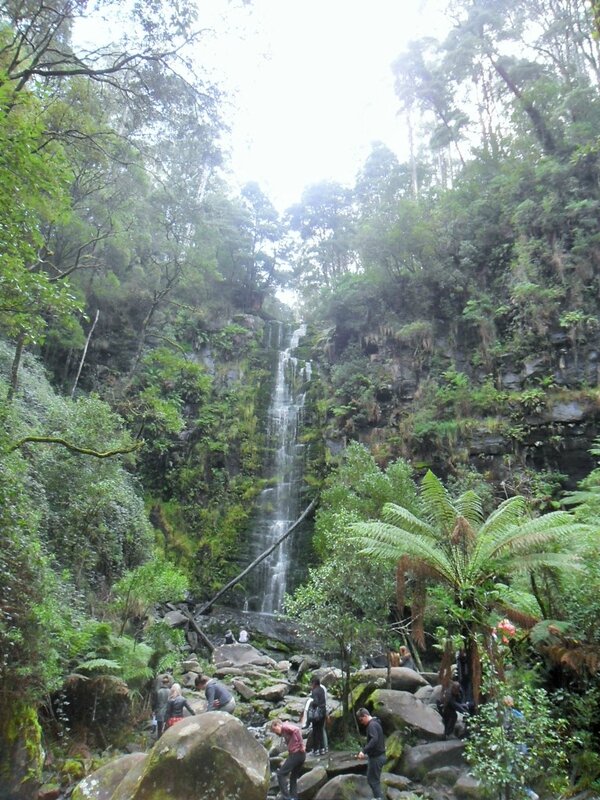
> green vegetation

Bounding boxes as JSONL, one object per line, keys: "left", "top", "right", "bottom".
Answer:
{"left": 2, "top": 0, "right": 600, "bottom": 796}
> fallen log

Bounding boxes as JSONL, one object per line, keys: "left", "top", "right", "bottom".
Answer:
{"left": 195, "top": 497, "right": 317, "bottom": 616}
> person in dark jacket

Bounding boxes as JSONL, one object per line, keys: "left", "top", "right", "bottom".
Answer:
{"left": 165, "top": 683, "right": 195, "bottom": 729}
{"left": 309, "top": 677, "right": 327, "bottom": 756}
{"left": 399, "top": 645, "right": 416, "bottom": 670}
{"left": 270, "top": 718, "right": 306, "bottom": 800}
{"left": 152, "top": 674, "right": 171, "bottom": 736}
{"left": 357, "top": 707, "right": 386, "bottom": 800}
{"left": 195, "top": 675, "right": 236, "bottom": 713}
{"left": 440, "top": 680, "right": 469, "bottom": 738}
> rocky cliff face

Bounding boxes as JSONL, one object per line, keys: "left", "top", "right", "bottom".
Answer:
{"left": 307, "top": 322, "right": 600, "bottom": 491}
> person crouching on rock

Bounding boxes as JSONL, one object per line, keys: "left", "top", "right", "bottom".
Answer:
{"left": 165, "top": 683, "right": 195, "bottom": 729}
{"left": 270, "top": 718, "right": 306, "bottom": 800}
{"left": 356, "top": 707, "right": 386, "bottom": 800}
{"left": 195, "top": 674, "right": 236, "bottom": 713}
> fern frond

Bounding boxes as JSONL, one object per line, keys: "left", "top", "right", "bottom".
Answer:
{"left": 352, "top": 522, "right": 455, "bottom": 583}
{"left": 455, "top": 490, "right": 484, "bottom": 526}
{"left": 381, "top": 503, "right": 437, "bottom": 539}
{"left": 76, "top": 658, "right": 121, "bottom": 673}
{"left": 420, "top": 470, "right": 457, "bottom": 533}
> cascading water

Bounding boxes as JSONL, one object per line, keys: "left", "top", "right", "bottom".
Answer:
{"left": 248, "top": 322, "right": 311, "bottom": 614}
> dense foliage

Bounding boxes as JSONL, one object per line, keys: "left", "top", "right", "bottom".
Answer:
{"left": 2, "top": 0, "right": 600, "bottom": 796}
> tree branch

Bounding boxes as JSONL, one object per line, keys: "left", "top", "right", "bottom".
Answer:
{"left": 8, "top": 436, "right": 142, "bottom": 458}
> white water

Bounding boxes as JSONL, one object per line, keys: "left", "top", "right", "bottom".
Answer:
{"left": 249, "top": 322, "right": 311, "bottom": 614}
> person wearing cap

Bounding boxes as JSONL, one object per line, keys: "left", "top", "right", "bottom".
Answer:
{"left": 153, "top": 674, "right": 171, "bottom": 737}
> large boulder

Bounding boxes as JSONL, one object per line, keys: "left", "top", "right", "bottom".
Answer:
{"left": 88, "top": 713, "right": 268, "bottom": 800}
{"left": 401, "top": 740, "right": 466, "bottom": 780}
{"left": 370, "top": 689, "right": 445, "bottom": 738}
{"left": 257, "top": 682, "right": 289, "bottom": 701}
{"left": 297, "top": 764, "right": 329, "bottom": 799}
{"left": 315, "top": 774, "right": 373, "bottom": 799}
{"left": 353, "top": 667, "right": 429, "bottom": 692}
{"left": 213, "top": 643, "right": 276, "bottom": 669}
{"left": 72, "top": 753, "right": 147, "bottom": 800}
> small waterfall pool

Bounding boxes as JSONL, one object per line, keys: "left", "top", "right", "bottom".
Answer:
{"left": 247, "top": 322, "right": 311, "bottom": 614}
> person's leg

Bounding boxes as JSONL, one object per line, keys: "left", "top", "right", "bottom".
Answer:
{"left": 276, "top": 755, "right": 293, "bottom": 799}
{"left": 288, "top": 751, "right": 306, "bottom": 798}
{"left": 156, "top": 719, "right": 164, "bottom": 737}
{"left": 312, "top": 718, "right": 324, "bottom": 752}
{"left": 442, "top": 706, "right": 457, "bottom": 737}
{"left": 220, "top": 698, "right": 236, "bottom": 713}
{"left": 366, "top": 754, "right": 386, "bottom": 799}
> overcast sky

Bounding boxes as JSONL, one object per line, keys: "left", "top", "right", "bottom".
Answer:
{"left": 198, "top": 0, "right": 448, "bottom": 211}
{"left": 76, "top": 0, "right": 449, "bottom": 212}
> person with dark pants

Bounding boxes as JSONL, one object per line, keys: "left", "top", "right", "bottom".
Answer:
{"left": 356, "top": 707, "right": 386, "bottom": 800}
{"left": 309, "top": 677, "right": 327, "bottom": 755}
{"left": 440, "top": 680, "right": 469, "bottom": 738}
{"left": 270, "top": 718, "right": 306, "bottom": 800}
{"left": 152, "top": 674, "right": 171, "bottom": 737}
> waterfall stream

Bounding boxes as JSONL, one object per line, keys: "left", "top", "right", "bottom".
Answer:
{"left": 248, "top": 322, "right": 311, "bottom": 614}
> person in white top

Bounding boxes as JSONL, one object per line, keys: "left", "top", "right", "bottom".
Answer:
{"left": 238, "top": 628, "right": 249, "bottom": 643}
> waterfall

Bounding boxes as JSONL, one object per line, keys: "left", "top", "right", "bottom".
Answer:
{"left": 248, "top": 322, "right": 311, "bottom": 614}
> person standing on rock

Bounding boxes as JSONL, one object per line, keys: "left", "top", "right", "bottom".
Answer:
{"left": 153, "top": 674, "right": 171, "bottom": 737}
{"left": 195, "top": 674, "right": 236, "bottom": 713}
{"left": 440, "top": 680, "right": 469, "bottom": 738}
{"left": 308, "top": 677, "right": 327, "bottom": 756}
{"left": 165, "top": 683, "right": 195, "bottom": 729}
{"left": 270, "top": 718, "right": 306, "bottom": 800}
{"left": 356, "top": 707, "right": 386, "bottom": 800}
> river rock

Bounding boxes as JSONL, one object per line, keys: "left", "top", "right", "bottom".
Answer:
{"left": 181, "top": 659, "right": 201, "bottom": 672}
{"left": 232, "top": 678, "right": 256, "bottom": 700}
{"left": 370, "top": 689, "right": 445, "bottom": 738}
{"left": 213, "top": 643, "right": 276, "bottom": 669}
{"left": 180, "top": 670, "right": 199, "bottom": 688}
{"left": 72, "top": 752, "right": 147, "bottom": 800}
{"left": 257, "top": 682, "right": 289, "bottom": 701}
{"left": 315, "top": 774, "right": 373, "bottom": 799}
{"left": 454, "top": 772, "right": 485, "bottom": 798}
{"left": 382, "top": 772, "right": 412, "bottom": 791}
{"left": 163, "top": 610, "right": 189, "bottom": 628}
{"left": 297, "top": 764, "right": 329, "bottom": 798}
{"left": 311, "top": 667, "right": 343, "bottom": 687}
{"left": 112, "top": 712, "right": 269, "bottom": 800}
{"left": 353, "top": 667, "right": 429, "bottom": 692}
{"left": 401, "top": 740, "right": 466, "bottom": 779}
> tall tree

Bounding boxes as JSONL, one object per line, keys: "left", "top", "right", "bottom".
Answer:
{"left": 352, "top": 470, "right": 585, "bottom": 704}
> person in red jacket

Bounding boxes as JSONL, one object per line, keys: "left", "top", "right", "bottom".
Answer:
{"left": 270, "top": 718, "right": 306, "bottom": 800}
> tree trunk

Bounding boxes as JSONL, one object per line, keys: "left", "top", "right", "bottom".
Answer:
{"left": 6, "top": 332, "right": 25, "bottom": 402}
{"left": 71, "top": 309, "right": 99, "bottom": 398}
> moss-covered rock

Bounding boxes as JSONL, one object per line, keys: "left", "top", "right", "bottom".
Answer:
{"left": 0, "top": 701, "right": 44, "bottom": 800}
{"left": 384, "top": 730, "right": 404, "bottom": 772}
{"left": 71, "top": 753, "right": 147, "bottom": 800}
{"left": 112, "top": 712, "right": 269, "bottom": 800}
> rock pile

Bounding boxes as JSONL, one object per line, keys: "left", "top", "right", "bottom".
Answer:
{"left": 73, "top": 637, "right": 483, "bottom": 800}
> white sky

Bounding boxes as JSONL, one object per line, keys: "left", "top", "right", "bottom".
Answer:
{"left": 76, "top": 0, "right": 449, "bottom": 213}
{"left": 197, "top": 0, "right": 448, "bottom": 211}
